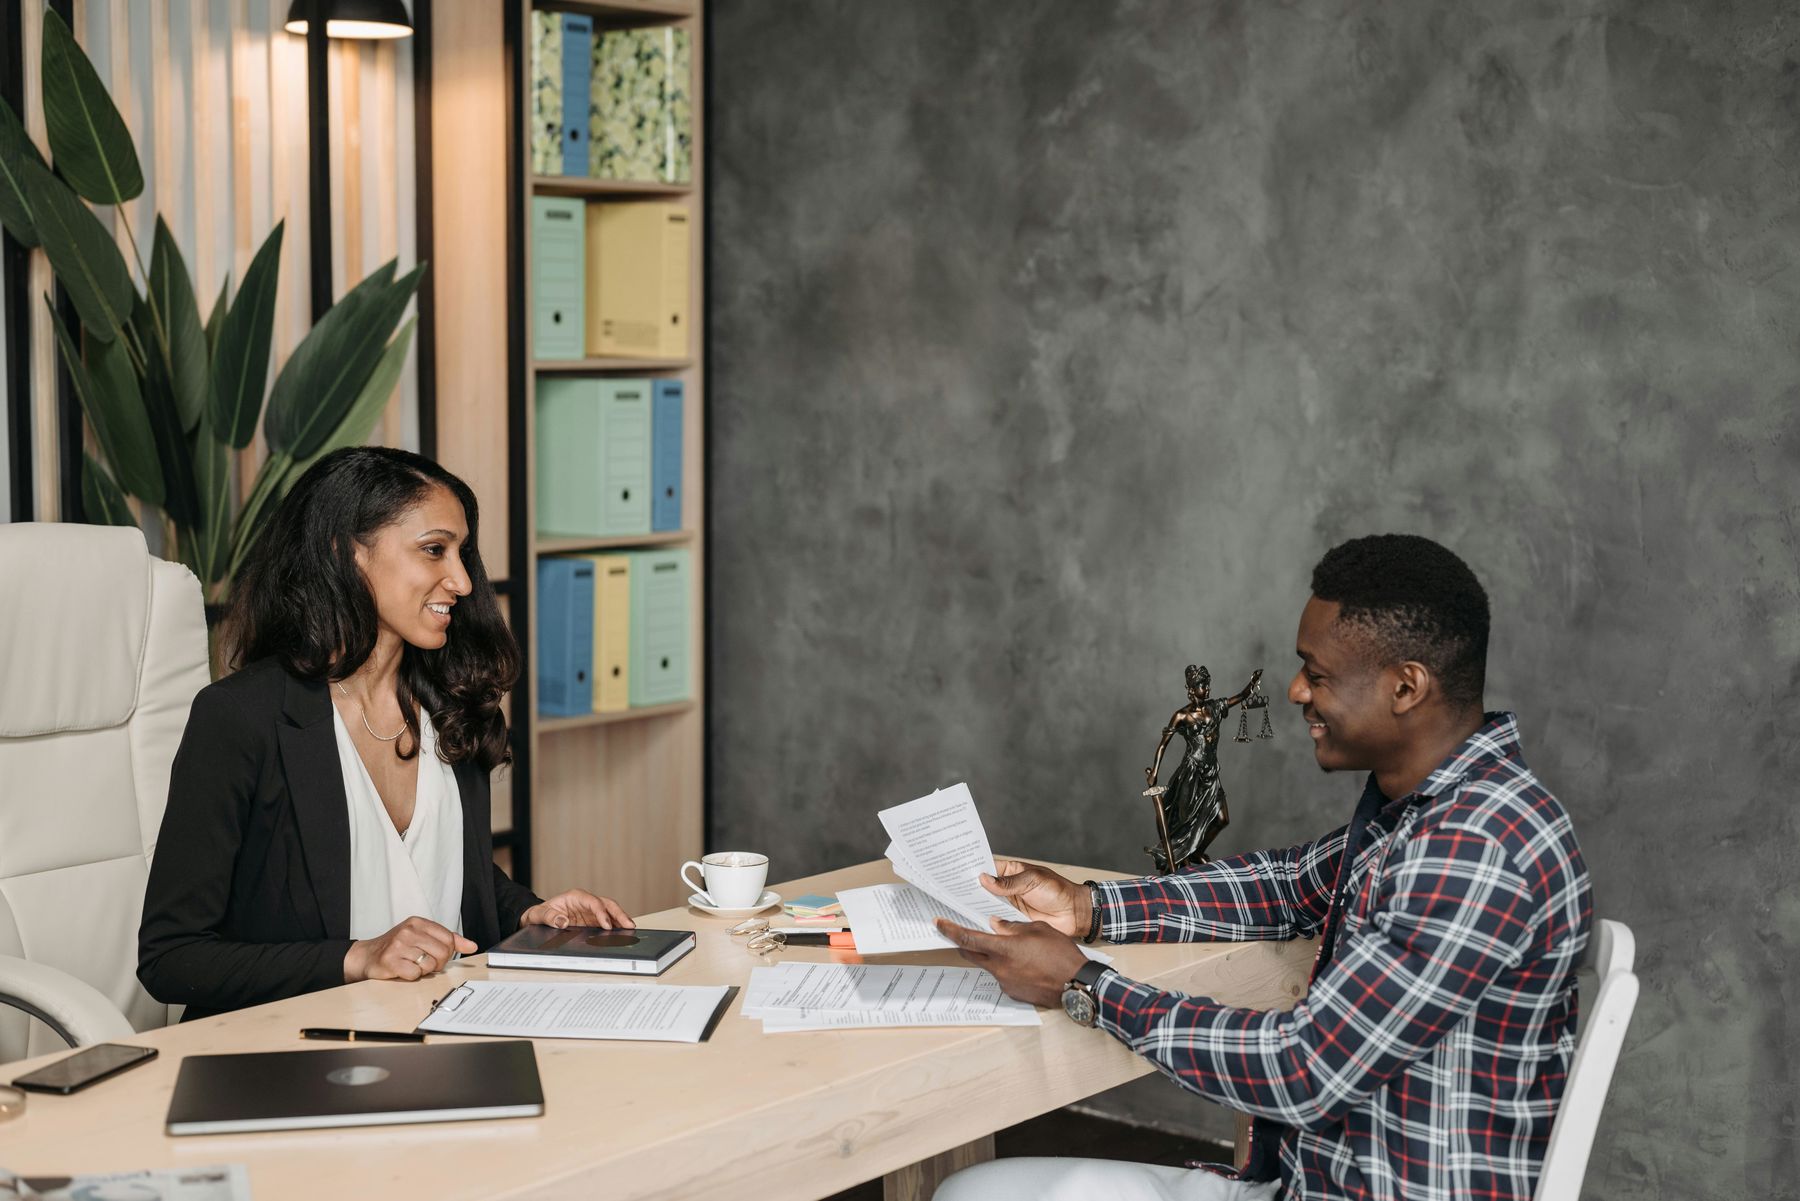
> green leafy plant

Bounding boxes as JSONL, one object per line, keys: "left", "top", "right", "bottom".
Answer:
{"left": 0, "top": 8, "right": 422, "bottom": 595}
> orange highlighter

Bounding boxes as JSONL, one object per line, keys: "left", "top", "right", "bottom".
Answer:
{"left": 781, "top": 929, "right": 857, "bottom": 949}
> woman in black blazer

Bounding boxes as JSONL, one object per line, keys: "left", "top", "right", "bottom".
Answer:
{"left": 139, "top": 447, "right": 630, "bottom": 1019}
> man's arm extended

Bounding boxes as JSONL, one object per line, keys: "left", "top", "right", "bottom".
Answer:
{"left": 1095, "top": 823, "right": 1349, "bottom": 943}
{"left": 1092, "top": 825, "right": 1538, "bottom": 1127}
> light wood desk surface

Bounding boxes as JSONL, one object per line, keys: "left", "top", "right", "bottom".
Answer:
{"left": 0, "top": 860, "right": 1315, "bottom": 1200}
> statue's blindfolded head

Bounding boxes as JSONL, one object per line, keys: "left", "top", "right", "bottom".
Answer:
{"left": 1185, "top": 665, "right": 1211, "bottom": 691}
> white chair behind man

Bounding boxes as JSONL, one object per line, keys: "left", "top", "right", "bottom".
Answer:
{"left": 0, "top": 523, "right": 210, "bottom": 1062}
{"left": 1534, "top": 917, "right": 1639, "bottom": 1201}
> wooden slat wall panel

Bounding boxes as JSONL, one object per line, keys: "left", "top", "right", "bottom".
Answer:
{"left": 14, "top": 0, "right": 423, "bottom": 520}
{"left": 426, "top": 2, "right": 509, "bottom": 576}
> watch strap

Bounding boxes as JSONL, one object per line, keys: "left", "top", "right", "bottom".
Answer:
{"left": 1071, "top": 959, "right": 1109, "bottom": 991}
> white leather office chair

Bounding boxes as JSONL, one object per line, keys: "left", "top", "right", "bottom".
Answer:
{"left": 0, "top": 523, "right": 210, "bottom": 1062}
{"left": 1534, "top": 918, "right": 1639, "bottom": 1200}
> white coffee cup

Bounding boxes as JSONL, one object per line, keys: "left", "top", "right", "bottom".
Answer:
{"left": 680, "top": 851, "right": 769, "bottom": 909}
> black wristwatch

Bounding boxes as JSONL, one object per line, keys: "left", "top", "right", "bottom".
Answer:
{"left": 1060, "top": 960, "right": 1110, "bottom": 1028}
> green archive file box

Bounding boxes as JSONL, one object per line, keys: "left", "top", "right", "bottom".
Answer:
{"left": 627, "top": 548, "right": 690, "bottom": 706}
{"left": 536, "top": 377, "right": 652, "bottom": 537}
{"left": 531, "top": 196, "right": 585, "bottom": 360}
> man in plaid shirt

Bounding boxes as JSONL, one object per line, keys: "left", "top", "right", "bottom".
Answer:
{"left": 936, "top": 534, "right": 1591, "bottom": 1201}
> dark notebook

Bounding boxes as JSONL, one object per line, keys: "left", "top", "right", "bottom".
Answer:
{"left": 485, "top": 925, "right": 696, "bottom": 975}
{"left": 165, "top": 1040, "right": 543, "bottom": 1135}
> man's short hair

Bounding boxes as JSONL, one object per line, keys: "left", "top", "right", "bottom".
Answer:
{"left": 1310, "top": 534, "right": 1490, "bottom": 711}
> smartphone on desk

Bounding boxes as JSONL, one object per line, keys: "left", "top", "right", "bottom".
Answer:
{"left": 11, "top": 1043, "right": 157, "bottom": 1094}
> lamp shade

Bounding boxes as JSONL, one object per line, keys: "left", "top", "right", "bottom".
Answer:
{"left": 285, "top": 0, "right": 413, "bottom": 40}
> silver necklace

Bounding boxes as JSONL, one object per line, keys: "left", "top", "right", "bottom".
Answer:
{"left": 334, "top": 680, "right": 405, "bottom": 742}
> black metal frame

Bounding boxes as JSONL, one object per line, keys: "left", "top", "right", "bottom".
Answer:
{"left": 46, "top": 0, "right": 76, "bottom": 522}
{"left": 700, "top": 0, "right": 713, "bottom": 850}
{"left": 305, "top": 0, "right": 332, "bottom": 322}
{"left": 412, "top": 0, "right": 436, "bottom": 460}
{"left": 500, "top": 0, "right": 533, "bottom": 886}
{"left": 1, "top": 0, "right": 28, "bottom": 522}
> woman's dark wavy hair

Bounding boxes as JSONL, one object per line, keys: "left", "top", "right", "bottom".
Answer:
{"left": 227, "top": 445, "right": 518, "bottom": 770}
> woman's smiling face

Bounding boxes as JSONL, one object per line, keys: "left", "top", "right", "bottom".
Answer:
{"left": 353, "top": 484, "right": 472, "bottom": 651}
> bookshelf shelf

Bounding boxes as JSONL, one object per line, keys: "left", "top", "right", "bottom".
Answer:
{"left": 534, "top": 356, "right": 692, "bottom": 374}
{"left": 532, "top": 175, "right": 693, "bottom": 198}
{"left": 536, "top": 530, "right": 694, "bottom": 555}
{"left": 535, "top": 0, "right": 695, "bottom": 23}
{"left": 537, "top": 699, "right": 698, "bottom": 736}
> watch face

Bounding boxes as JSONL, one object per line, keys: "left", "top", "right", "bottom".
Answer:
{"left": 1061, "top": 986, "right": 1096, "bottom": 1027}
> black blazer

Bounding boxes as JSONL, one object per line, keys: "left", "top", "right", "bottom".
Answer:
{"left": 138, "top": 658, "right": 539, "bottom": 1019}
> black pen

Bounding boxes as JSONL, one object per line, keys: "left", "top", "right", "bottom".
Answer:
{"left": 300, "top": 1028, "right": 426, "bottom": 1043}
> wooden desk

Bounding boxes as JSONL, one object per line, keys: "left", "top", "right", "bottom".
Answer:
{"left": 0, "top": 861, "right": 1315, "bottom": 1200}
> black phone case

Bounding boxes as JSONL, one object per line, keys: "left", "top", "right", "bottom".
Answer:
{"left": 11, "top": 1044, "right": 158, "bottom": 1094}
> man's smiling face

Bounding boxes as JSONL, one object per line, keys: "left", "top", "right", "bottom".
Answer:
{"left": 1287, "top": 596, "right": 1393, "bottom": 774}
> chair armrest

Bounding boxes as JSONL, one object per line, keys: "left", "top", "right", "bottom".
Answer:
{"left": 0, "top": 953, "right": 135, "bottom": 1050}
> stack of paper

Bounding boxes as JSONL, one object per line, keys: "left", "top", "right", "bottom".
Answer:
{"left": 783, "top": 893, "right": 844, "bottom": 923}
{"left": 838, "top": 783, "right": 1111, "bottom": 961}
{"left": 417, "top": 980, "right": 734, "bottom": 1043}
{"left": 742, "top": 961, "right": 1041, "bottom": 1033}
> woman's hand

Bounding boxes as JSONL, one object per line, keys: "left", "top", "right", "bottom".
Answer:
{"left": 979, "top": 859, "right": 1092, "bottom": 939}
{"left": 345, "top": 915, "right": 476, "bottom": 983}
{"left": 521, "top": 889, "right": 635, "bottom": 931}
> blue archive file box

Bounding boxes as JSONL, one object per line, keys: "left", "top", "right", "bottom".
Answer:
{"left": 651, "top": 379, "right": 683, "bottom": 532}
{"left": 559, "top": 14, "right": 594, "bottom": 176}
{"left": 531, "top": 197, "right": 585, "bottom": 361}
{"left": 537, "top": 558, "right": 596, "bottom": 716}
{"left": 627, "top": 548, "right": 690, "bottom": 706}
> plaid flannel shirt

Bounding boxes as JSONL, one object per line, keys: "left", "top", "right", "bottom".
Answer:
{"left": 1091, "top": 713, "right": 1591, "bottom": 1201}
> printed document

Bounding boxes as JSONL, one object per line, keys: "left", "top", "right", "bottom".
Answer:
{"left": 0, "top": 1166, "right": 251, "bottom": 1200}
{"left": 840, "top": 783, "right": 1111, "bottom": 961}
{"left": 418, "top": 979, "right": 733, "bottom": 1043}
{"left": 741, "top": 961, "right": 1040, "bottom": 1031}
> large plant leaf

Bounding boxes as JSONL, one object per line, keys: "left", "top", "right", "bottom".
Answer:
{"left": 40, "top": 8, "right": 142, "bottom": 205}
{"left": 204, "top": 274, "right": 229, "bottom": 356}
{"left": 287, "top": 318, "right": 416, "bottom": 483}
{"left": 227, "top": 450, "right": 291, "bottom": 582}
{"left": 0, "top": 98, "right": 48, "bottom": 247}
{"left": 189, "top": 423, "right": 232, "bottom": 585}
{"left": 149, "top": 217, "right": 209, "bottom": 431}
{"left": 49, "top": 299, "right": 162, "bottom": 503}
{"left": 81, "top": 453, "right": 135, "bottom": 527}
{"left": 134, "top": 294, "right": 199, "bottom": 527}
{"left": 266, "top": 260, "right": 424, "bottom": 460}
{"left": 26, "top": 159, "right": 133, "bottom": 343}
{"left": 207, "top": 221, "right": 282, "bottom": 448}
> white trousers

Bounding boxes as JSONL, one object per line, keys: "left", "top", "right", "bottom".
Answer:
{"left": 934, "top": 1158, "right": 1281, "bottom": 1201}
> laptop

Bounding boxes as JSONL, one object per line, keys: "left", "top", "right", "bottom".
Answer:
{"left": 165, "top": 1039, "right": 543, "bottom": 1135}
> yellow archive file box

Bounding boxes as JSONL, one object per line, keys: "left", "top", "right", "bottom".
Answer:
{"left": 584, "top": 553, "right": 632, "bottom": 712}
{"left": 585, "top": 201, "right": 690, "bottom": 359}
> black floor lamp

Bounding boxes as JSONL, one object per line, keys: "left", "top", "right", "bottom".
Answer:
{"left": 284, "top": 0, "right": 413, "bottom": 323}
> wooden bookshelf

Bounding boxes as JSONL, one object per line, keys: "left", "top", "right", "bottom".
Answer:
{"left": 532, "top": 174, "right": 693, "bottom": 198}
{"left": 535, "top": 0, "right": 695, "bottom": 23}
{"left": 534, "top": 356, "right": 693, "bottom": 374}
{"left": 537, "top": 699, "right": 698, "bottom": 736}
{"left": 537, "top": 529, "right": 695, "bottom": 556}
{"left": 426, "top": 1, "right": 703, "bottom": 909}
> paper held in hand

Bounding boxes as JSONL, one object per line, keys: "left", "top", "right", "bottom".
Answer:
{"left": 837, "top": 783, "right": 1110, "bottom": 960}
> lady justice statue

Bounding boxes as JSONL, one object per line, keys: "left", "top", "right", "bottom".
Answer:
{"left": 1142, "top": 664, "right": 1270, "bottom": 873}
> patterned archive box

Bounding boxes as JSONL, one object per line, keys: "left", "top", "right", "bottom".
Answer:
{"left": 529, "top": 12, "right": 563, "bottom": 176}
{"left": 590, "top": 26, "right": 692, "bottom": 184}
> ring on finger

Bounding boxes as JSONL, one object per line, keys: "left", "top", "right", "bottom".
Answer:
{"left": 413, "top": 950, "right": 428, "bottom": 967}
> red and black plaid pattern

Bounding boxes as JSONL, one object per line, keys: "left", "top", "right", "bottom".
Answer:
{"left": 1090, "top": 713, "right": 1591, "bottom": 1201}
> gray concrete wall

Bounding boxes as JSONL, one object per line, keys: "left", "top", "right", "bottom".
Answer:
{"left": 706, "top": 3, "right": 1800, "bottom": 1197}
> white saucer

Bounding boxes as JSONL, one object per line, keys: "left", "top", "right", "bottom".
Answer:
{"left": 687, "top": 889, "right": 781, "bottom": 917}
